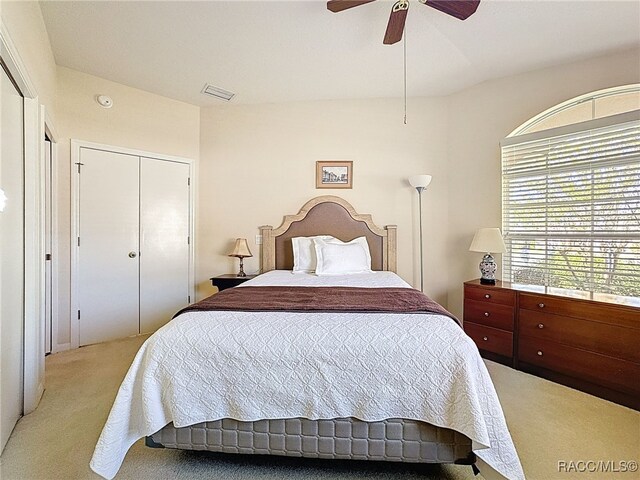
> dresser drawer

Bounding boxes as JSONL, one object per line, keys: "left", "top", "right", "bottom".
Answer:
{"left": 464, "top": 285, "right": 515, "bottom": 307}
{"left": 520, "top": 310, "right": 640, "bottom": 363}
{"left": 519, "top": 293, "right": 640, "bottom": 328}
{"left": 464, "top": 299, "right": 514, "bottom": 331}
{"left": 518, "top": 336, "right": 640, "bottom": 396}
{"left": 464, "top": 322, "right": 513, "bottom": 358}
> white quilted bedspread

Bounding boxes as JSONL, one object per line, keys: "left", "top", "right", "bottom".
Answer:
{"left": 90, "top": 271, "right": 524, "bottom": 480}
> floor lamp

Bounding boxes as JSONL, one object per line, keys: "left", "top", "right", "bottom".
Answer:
{"left": 409, "top": 175, "right": 432, "bottom": 292}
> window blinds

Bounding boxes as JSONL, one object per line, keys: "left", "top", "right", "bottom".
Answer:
{"left": 501, "top": 110, "right": 640, "bottom": 300}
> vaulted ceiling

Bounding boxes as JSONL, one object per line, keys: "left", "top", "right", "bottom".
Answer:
{"left": 40, "top": 0, "right": 640, "bottom": 106}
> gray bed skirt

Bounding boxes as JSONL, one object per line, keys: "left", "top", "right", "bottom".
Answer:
{"left": 147, "top": 417, "right": 476, "bottom": 466}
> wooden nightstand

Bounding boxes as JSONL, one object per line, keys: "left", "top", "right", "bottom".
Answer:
{"left": 463, "top": 279, "right": 516, "bottom": 367}
{"left": 210, "top": 274, "right": 257, "bottom": 291}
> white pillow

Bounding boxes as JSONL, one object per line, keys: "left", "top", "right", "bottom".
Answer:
{"left": 291, "top": 235, "right": 335, "bottom": 273}
{"left": 313, "top": 237, "right": 373, "bottom": 275}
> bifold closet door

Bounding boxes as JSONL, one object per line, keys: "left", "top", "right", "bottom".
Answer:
{"left": 139, "top": 158, "right": 190, "bottom": 334}
{"left": 78, "top": 149, "right": 140, "bottom": 346}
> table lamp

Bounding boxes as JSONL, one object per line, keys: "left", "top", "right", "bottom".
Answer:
{"left": 229, "top": 238, "right": 252, "bottom": 277}
{"left": 469, "top": 228, "right": 506, "bottom": 285}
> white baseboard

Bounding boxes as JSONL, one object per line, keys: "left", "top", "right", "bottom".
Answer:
{"left": 51, "top": 342, "right": 71, "bottom": 354}
{"left": 24, "top": 380, "right": 44, "bottom": 415}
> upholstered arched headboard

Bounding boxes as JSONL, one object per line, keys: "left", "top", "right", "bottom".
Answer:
{"left": 259, "top": 196, "right": 397, "bottom": 272}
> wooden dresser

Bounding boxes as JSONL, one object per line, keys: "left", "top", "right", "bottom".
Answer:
{"left": 463, "top": 279, "right": 640, "bottom": 410}
{"left": 463, "top": 281, "right": 516, "bottom": 367}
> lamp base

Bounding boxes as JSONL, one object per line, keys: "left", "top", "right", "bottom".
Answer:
{"left": 479, "top": 253, "right": 497, "bottom": 285}
{"left": 237, "top": 257, "right": 247, "bottom": 277}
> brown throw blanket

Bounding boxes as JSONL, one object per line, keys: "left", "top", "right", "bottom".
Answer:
{"left": 175, "top": 286, "right": 460, "bottom": 325}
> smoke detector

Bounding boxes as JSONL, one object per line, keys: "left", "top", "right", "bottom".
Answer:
{"left": 201, "top": 84, "right": 235, "bottom": 101}
{"left": 96, "top": 95, "right": 113, "bottom": 108}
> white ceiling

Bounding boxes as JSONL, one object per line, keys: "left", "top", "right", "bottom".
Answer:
{"left": 40, "top": 0, "right": 640, "bottom": 106}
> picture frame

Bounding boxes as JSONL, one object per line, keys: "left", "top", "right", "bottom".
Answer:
{"left": 316, "top": 161, "right": 353, "bottom": 189}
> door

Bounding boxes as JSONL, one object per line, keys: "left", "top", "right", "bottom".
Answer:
{"left": 76, "top": 148, "right": 191, "bottom": 346}
{"left": 0, "top": 62, "right": 25, "bottom": 452}
{"left": 140, "top": 158, "right": 190, "bottom": 333}
{"left": 78, "top": 148, "right": 140, "bottom": 346}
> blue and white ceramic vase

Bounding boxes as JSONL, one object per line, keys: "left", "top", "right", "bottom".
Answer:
{"left": 479, "top": 253, "right": 497, "bottom": 285}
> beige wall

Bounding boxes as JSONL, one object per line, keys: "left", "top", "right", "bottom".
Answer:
{"left": 1, "top": 0, "right": 57, "bottom": 122}
{"left": 446, "top": 47, "right": 640, "bottom": 318}
{"left": 54, "top": 67, "right": 200, "bottom": 346}
{"left": 198, "top": 49, "right": 640, "bottom": 317}
{"left": 198, "top": 98, "right": 450, "bottom": 304}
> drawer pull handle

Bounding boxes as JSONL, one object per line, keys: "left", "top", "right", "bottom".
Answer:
{"left": 537, "top": 323, "right": 544, "bottom": 329}
{"left": 537, "top": 350, "right": 543, "bottom": 356}
{"left": 484, "top": 312, "right": 490, "bottom": 317}
{"left": 484, "top": 294, "right": 491, "bottom": 299}
{"left": 538, "top": 303, "right": 545, "bottom": 308}
{"left": 483, "top": 336, "right": 488, "bottom": 341}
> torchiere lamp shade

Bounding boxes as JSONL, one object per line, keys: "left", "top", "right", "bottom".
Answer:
{"left": 408, "top": 175, "right": 433, "bottom": 189}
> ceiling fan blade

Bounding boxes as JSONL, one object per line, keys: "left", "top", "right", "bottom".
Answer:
{"left": 420, "top": 0, "right": 480, "bottom": 20}
{"left": 383, "top": 1, "right": 409, "bottom": 45}
{"left": 327, "top": 0, "right": 377, "bottom": 13}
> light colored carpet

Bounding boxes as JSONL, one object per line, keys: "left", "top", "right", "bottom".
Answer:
{"left": 0, "top": 334, "right": 638, "bottom": 480}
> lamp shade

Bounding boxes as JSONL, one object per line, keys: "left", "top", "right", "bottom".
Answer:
{"left": 408, "top": 174, "right": 433, "bottom": 188}
{"left": 228, "top": 238, "right": 253, "bottom": 258}
{"left": 469, "top": 228, "right": 506, "bottom": 254}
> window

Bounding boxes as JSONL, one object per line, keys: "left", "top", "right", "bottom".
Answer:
{"left": 511, "top": 85, "right": 640, "bottom": 135}
{"left": 501, "top": 90, "right": 640, "bottom": 306}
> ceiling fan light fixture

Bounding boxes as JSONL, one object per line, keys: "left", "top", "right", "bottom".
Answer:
{"left": 328, "top": 0, "right": 481, "bottom": 41}
{"left": 201, "top": 83, "right": 235, "bottom": 101}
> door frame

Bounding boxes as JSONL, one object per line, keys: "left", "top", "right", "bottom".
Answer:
{"left": 70, "top": 139, "right": 196, "bottom": 349}
{"left": 1, "top": 19, "right": 46, "bottom": 415}
{"left": 43, "top": 112, "right": 60, "bottom": 353}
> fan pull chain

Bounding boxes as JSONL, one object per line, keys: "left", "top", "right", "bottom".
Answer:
{"left": 403, "top": 26, "right": 407, "bottom": 125}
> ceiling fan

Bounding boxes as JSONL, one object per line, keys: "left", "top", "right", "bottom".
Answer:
{"left": 327, "top": 0, "right": 480, "bottom": 45}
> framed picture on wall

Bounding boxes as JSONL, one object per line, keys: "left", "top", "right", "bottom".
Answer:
{"left": 316, "top": 161, "right": 353, "bottom": 189}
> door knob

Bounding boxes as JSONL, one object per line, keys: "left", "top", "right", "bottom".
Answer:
{"left": 128, "top": 251, "right": 137, "bottom": 258}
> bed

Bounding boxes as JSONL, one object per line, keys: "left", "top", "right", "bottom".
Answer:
{"left": 90, "top": 196, "right": 524, "bottom": 480}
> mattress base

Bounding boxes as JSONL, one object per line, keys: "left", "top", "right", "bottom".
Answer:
{"left": 148, "top": 417, "right": 475, "bottom": 465}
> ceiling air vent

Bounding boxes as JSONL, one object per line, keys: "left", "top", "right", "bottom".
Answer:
{"left": 201, "top": 83, "right": 235, "bottom": 101}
